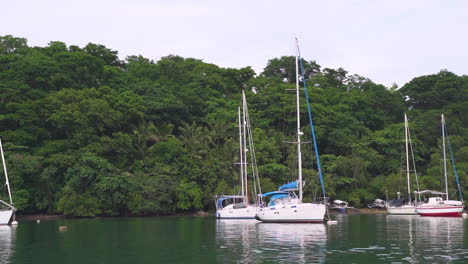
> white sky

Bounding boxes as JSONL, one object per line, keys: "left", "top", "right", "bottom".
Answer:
{"left": 2, "top": 0, "right": 467, "bottom": 87}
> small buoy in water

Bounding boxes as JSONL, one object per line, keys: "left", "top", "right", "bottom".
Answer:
{"left": 462, "top": 213, "right": 468, "bottom": 218}
{"left": 36, "top": 220, "right": 41, "bottom": 224}
{"left": 11, "top": 221, "right": 18, "bottom": 226}
{"left": 59, "top": 226, "right": 68, "bottom": 231}
{"left": 327, "top": 220, "right": 338, "bottom": 225}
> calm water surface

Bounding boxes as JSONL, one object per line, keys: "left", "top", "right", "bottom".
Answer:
{"left": 1, "top": 215, "right": 468, "bottom": 263}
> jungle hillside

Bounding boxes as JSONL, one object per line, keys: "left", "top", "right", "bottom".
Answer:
{"left": 1, "top": 35, "right": 467, "bottom": 217}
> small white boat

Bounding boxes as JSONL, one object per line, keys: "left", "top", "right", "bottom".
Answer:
{"left": 215, "top": 196, "right": 258, "bottom": 219}
{"left": 215, "top": 89, "right": 261, "bottom": 219}
{"left": 0, "top": 138, "right": 16, "bottom": 225}
{"left": 415, "top": 115, "right": 465, "bottom": 217}
{"left": 367, "top": 198, "right": 387, "bottom": 209}
{"left": 330, "top": 200, "right": 349, "bottom": 213}
{"left": 387, "top": 204, "right": 416, "bottom": 215}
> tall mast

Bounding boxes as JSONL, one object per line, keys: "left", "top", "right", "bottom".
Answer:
{"left": 295, "top": 39, "right": 303, "bottom": 201}
{"left": 242, "top": 89, "right": 249, "bottom": 203}
{"left": 442, "top": 114, "right": 448, "bottom": 200}
{"left": 238, "top": 107, "right": 244, "bottom": 197}
{"left": 0, "top": 138, "right": 13, "bottom": 205}
{"left": 405, "top": 114, "right": 411, "bottom": 204}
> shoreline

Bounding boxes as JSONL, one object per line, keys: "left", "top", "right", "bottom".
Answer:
{"left": 16, "top": 208, "right": 391, "bottom": 222}
{"left": 15, "top": 211, "right": 213, "bottom": 222}
{"left": 329, "top": 208, "right": 388, "bottom": 215}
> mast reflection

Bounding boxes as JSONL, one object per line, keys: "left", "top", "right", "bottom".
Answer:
{"left": 0, "top": 225, "right": 16, "bottom": 264}
{"left": 386, "top": 215, "right": 464, "bottom": 262}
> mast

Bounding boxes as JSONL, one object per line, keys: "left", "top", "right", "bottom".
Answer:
{"left": 242, "top": 89, "right": 249, "bottom": 204}
{"left": 238, "top": 107, "right": 244, "bottom": 198}
{"left": 297, "top": 39, "right": 326, "bottom": 199}
{"left": 0, "top": 138, "right": 13, "bottom": 205}
{"left": 405, "top": 114, "right": 411, "bottom": 204}
{"left": 444, "top": 118, "right": 464, "bottom": 202}
{"left": 295, "top": 40, "right": 303, "bottom": 201}
{"left": 442, "top": 114, "right": 448, "bottom": 200}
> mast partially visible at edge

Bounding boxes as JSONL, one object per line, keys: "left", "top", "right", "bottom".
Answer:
{"left": 0, "top": 138, "right": 13, "bottom": 206}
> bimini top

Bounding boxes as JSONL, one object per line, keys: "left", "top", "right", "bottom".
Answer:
{"left": 215, "top": 196, "right": 244, "bottom": 209}
{"left": 278, "top": 181, "right": 298, "bottom": 191}
{"left": 262, "top": 191, "right": 289, "bottom": 198}
{"left": 415, "top": 190, "right": 446, "bottom": 195}
{"left": 268, "top": 193, "right": 289, "bottom": 206}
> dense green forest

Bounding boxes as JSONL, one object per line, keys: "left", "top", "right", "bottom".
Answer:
{"left": 0, "top": 35, "right": 467, "bottom": 216}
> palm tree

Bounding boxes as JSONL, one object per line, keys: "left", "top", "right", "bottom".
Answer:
{"left": 131, "top": 120, "right": 158, "bottom": 160}
{"left": 178, "top": 121, "right": 212, "bottom": 159}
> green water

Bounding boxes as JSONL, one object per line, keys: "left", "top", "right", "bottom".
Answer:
{"left": 1, "top": 215, "right": 468, "bottom": 263}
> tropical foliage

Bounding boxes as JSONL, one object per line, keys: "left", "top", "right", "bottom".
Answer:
{"left": 0, "top": 35, "right": 467, "bottom": 216}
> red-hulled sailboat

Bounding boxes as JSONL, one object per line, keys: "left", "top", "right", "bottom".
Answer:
{"left": 415, "top": 114, "right": 464, "bottom": 217}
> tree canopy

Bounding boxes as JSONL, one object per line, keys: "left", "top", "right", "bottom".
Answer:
{"left": 1, "top": 36, "right": 467, "bottom": 216}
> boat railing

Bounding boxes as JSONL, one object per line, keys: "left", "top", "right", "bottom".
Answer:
{"left": 0, "top": 199, "right": 15, "bottom": 210}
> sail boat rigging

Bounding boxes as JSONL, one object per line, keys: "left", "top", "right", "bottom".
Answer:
{"left": 415, "top": 114, "right": 464, "bottom": 217}
{"left": 214, "top": 88, "right": 261, "bottom": 219}
{"left": 255, "top": 39, "right": 327, "bottom": 223}
{"left": 297, "top": 45, "right": 326, "bottom": 200}
{"left": 387, "top": 114, "right": 420, "bottom": 214}
{"left": 0, "top": 138, "right": 16, "bottom": 225}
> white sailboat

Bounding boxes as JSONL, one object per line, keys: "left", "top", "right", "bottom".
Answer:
{"left": 255, "top": 39, "right": 326, "bottom": 223}
{"left": 415, "top": 114, "right": 464, "bottom": 217}
{"left": 0, "top": 138, "right": 16, "bottom": 225}
{"left": 387, "top": 114, "right": 419, "bottom": 215}
{"left": 215, "top": 89, "right": 262, "bottom": 219}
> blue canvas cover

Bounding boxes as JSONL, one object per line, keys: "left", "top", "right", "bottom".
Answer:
{"left": 262, "top": 191, "right": 288, "bottom": 197}
{"left": 278, "top": 181, "right": 298, "bottom": 191}
{"left": 216, "top": 196, "right": 243, "bottom": 209}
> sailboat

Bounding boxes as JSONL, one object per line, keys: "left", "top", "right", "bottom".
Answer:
{"left": 214, "top": 89, "right": 262, "bottom": 219}
{"left": 387, "top": 114, "right": 419, "bottom": 215}
{"left": 415, "top": 114, "right": 464, "bottom": 217}
{"left": 0, "top": 138, "right": 16, "bottom": 225}
{"left": 255, "top": 39, "right": 327, "bottom": 223}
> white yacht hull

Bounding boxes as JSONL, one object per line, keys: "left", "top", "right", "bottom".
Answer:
{"left": 216, "top": 204, "right": 258, "bottom": 219}
{"left": 255, "top": 203, "right": 326, "bottom": 223}
{"left": 0, "top": 210, "right": 14, "bottom": 225}
{"left": 387, "top": 205, "right": 417, "bottom": 215}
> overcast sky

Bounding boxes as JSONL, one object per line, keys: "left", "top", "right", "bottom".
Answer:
{"left": 2, "top": 0, "right": 467, "bottom": 87}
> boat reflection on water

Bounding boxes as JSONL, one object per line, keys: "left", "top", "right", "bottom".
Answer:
{"left": 385, "top": 215, "right": 465, "bottom": 262}
{"left": 256, "top": 223, "right": 327, "bottom": 263}
{"left": 215, "top": 220, "right": 259, "bottom": 263}
{"left": 0, "top": 225, "right": 16, "bottom": 264}
{"left": 216, "top": 220, "right": 327, "bottom": 263}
